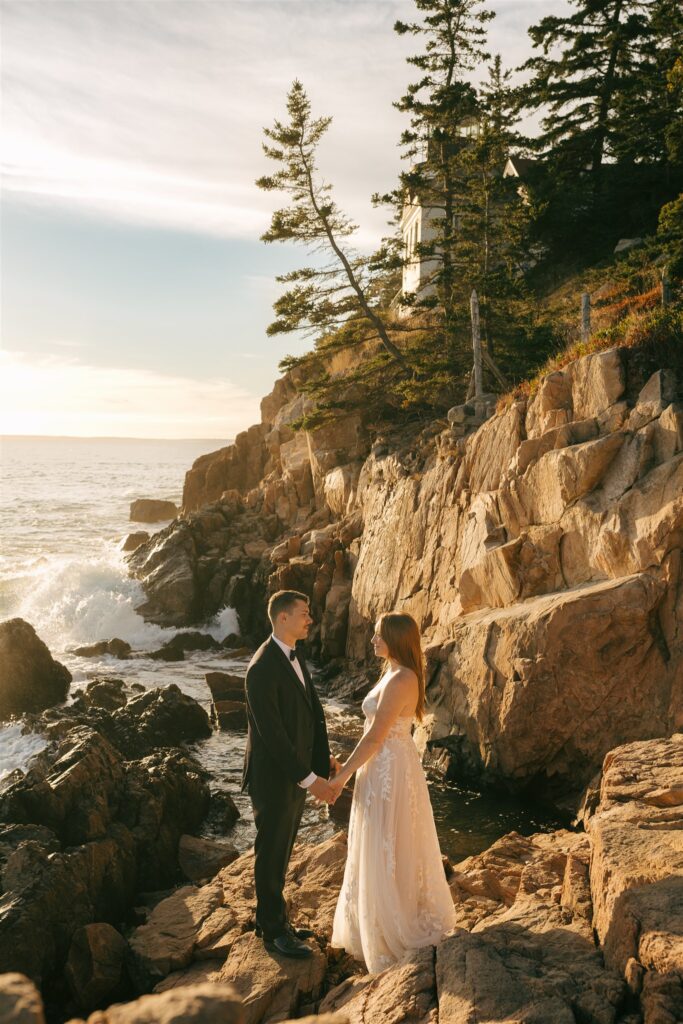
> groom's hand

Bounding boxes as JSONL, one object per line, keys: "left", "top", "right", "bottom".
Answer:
{"left": 309, "top": 776, "right": 337, "bottom": 804}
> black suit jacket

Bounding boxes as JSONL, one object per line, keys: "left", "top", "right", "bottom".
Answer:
{"left": 241, "top": 637, "right": 331, "bottom": 795}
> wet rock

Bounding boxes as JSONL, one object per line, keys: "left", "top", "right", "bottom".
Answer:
{"left": 129, "top": 499, "right": 179, "bottom": 523}
{"left": 0, "top": 731, "right": 209, "bottom": 989}
{"left": 212, "top": 701, "right": 247, "bottom": 731}
{"left": 148, "top": 646, "right": 185, "bottom": 662}
{"left": 24, "top": 684, "right": 212, "bottom": 763}
{"left": 0, "top": 619, "right": 71, "bottom": 721}
{"left": 127, "top": 522, "right": 200, "bottom": 626}
{"left": 0, "top": 824, "right": 60, "bottom": 879}
{"left": 179, "top": 835, "right": 239, "bottom": 884}
{"left": 0, "top": 972, "right": 45, "bottom": 1024}
{"left": 72, "top": 640, "right": 131, "bottom": 660}
{"left": 112, "top": 684, "right": 212, "bottom": 755}
{"left": 154, "top": 632, "right": 221, "bottom": 658}
{"left": 64, "top": 923, "right": 129, "bottom": 1012}
{"left": 0, "top": 727, "right": 125, "bottom": 845}
{"left": 121, "top": 532, "right": 150, "bottom": 553}
{"left": 81, "top": 679, "right": 129, "bottom": 712}
{"left": 121, "top": 748, "right": 211, "bottom": 890}
{"left": 204, "top": 672, "right": 245, "bottom": 703}
{"left": 204, "top": 790, "right": 240, "bottom": 832}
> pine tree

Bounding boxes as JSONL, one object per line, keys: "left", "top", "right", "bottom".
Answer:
{"left": 611, "top": 0, "right": 683, "bottom": 171}
{"left": 387, "top": 0, "right": 495, "bottom": 376}
{"left": 256, "top": 81, "right": 411, "bottom": 375}
{"left": 518, "top": 0, "right": 651, "bottom": 187}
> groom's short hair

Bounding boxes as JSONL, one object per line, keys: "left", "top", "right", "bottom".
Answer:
{"left": 268, "top": 589, "right": 309, "bottom": 625}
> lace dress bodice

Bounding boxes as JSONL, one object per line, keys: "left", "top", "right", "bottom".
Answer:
{"left": 361, "top": 678, "right": 415, "bottom": 742}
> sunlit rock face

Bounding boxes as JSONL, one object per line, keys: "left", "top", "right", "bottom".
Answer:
{"left": 130, "top": 345, "right": 682, "bottom": 800}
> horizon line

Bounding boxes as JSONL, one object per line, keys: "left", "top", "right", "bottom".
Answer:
{"left": 0, "top": 434, "right": 234, "bottom": 442}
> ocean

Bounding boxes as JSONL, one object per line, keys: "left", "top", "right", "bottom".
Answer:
{"left": 0, "top": 434, "right": 359, "bottom": 853}
{"left": 0, "top": 435, "right": 562, "bottom": 860}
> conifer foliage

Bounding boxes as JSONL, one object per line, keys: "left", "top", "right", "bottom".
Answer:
{"left": 256, "top": 80, "right": 410, "bottom": 375}
{"left": 518, "top": 0, "right": 652, "bottom": 184}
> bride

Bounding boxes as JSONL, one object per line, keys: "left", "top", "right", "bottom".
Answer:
{"left": 329, "top": 611, "right": 456, "bottom": 973}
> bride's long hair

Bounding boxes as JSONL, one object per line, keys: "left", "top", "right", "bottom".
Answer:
{"left": 377, "top": 611, "right": 426, "bottom": 721}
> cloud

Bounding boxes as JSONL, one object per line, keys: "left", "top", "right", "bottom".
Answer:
{"left": 0, "top": 350, "right": 260, "bottom": 438}
{"left": 0, "top": 0, "right": 568, "bottom": 245}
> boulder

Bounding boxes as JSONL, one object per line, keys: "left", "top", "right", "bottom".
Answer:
{"left": 204, "top": 790, "right": 241, "bottom": 832}
{"left": 0, "top": 619, "right": 71, "bottom": 720}
{"left": 179, "top": 835, "right": 239, "bottom": 884}
{"left": 64, "top": 923, "right": 129, "bottom": 1012}
{"left": 568, "top": 347, "right": 625, "bottom": 422}
{"left": 129, "top": 499, "right": 179, "bottom": 523}
{"left": 69, "top": 983, "right": 244, "bottom": 1024}
{"left": 81, "top": 679, "right": 129, "bottom": 712}
{"left": 321, "top": 945, "right": 436, "bottom": 1024}
{"left": 128, "top": 883, "right": 226, "bottom": 990}
{"left": 113, "top": 684, "right": 212, "bottom": 755}
{"left": 614, "top": 237, "right": 643, "bottom": 255}
{"left": 212, "top": 701, "right": 247, "bottom": 731}
{"left": 127, "top": 833, "right": 347, "bottom": 997}
{"left": 0, "top": 726, "right": 125, "bottom": 845}
{"left": 427, "top": 572, "right": 678, "bottom": 798}
{"left": 72, "top": 639, "right": 131, "bottom": 660}
{"left": 586, "top": 736, "right": 683, "bottom": 1020}
{"left": 205, "top": 672, "right": 245, "bottom": 703}
{"left": 216, "top": 931, "right": 327, "bottom": 1024}
{"left": 121, "top": 532, "right": 150, "bottom": 553}
{"left": 0, "top": 973, "right": 45, "bottom": 1024}
{"left": 160, "top": 632, "right": 220, "bottom": 654}
{"left": 127, "top": 523, "right": 200, "bottom": 626}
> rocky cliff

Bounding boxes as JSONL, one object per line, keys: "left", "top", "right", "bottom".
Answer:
{"left": 128, "top": 338, "right": 683, "bottom": 803}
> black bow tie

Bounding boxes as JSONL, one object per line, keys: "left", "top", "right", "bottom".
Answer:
{"left": 289, "top": 649, "right": 298, "bottom": 662}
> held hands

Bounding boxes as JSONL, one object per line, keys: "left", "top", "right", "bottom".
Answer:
{"left": 308, "top": 776, "right": 338, "bottom": 804}
{"left": 308, "top": 755, "right": 348, "bottom": 805}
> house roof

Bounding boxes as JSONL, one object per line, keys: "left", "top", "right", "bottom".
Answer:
{"left": 504, "top": 155, "right": 538, "bottom": 179}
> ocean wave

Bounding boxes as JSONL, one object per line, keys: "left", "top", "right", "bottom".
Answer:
{"left": 7, "top": 545, "right": 175, "bottom": 652}
{"left": 3, "top": 539, "right": 241, "bottom": 659}
{"left": 0, "top": 723, "right": 49, "bottom": 782}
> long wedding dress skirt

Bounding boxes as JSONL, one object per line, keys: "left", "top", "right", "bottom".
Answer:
{"left": 331, "top": 678, "right": 457, "bottom": 973}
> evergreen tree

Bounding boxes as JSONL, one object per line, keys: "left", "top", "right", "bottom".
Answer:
{"left": 451, "top": 56, "right": 531, "bottom": 366}
{"left": 387, "top": 0, "right": 495, "bottom": 377}
{"left": 518, "top": 0, "right": 650, "bottom": 187}
{"left": 256, "top": 81, "right": 411, "bottom": 375}
{"left": 610, "top": 0, "right": 683, "bottom": 171}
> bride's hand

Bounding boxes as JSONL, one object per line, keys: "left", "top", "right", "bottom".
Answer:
{"left": 328, "top": 769, "right": 348, "bottom": 800}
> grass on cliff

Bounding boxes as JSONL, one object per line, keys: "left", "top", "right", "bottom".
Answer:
{"left": 497, "top": 251, "right": 683, "bottom": 411}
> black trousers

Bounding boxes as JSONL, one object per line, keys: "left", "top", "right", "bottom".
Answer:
{"left": 251, "top": 780, "right": 307, "bottom": 940}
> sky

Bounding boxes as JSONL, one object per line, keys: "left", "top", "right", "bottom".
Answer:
{"left": 0, "top": 0, "right": 569, "bottom": 439}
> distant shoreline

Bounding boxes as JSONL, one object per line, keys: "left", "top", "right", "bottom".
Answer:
{"left": 1, "top": 435, "right": 233, "bottom": 443}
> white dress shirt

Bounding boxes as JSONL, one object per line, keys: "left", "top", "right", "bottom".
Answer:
{"left": 271, "top": 634, "right": 316, "bottom": 790}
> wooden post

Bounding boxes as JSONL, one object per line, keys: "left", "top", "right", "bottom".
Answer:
{"left": 662, "top": 267, "right": 671, "bottom": 308}
{"left": 470, "top": 289, "right": 483, "bottom": 402}
{"left": 581, "top": 292, "right": 590, "bottom": 344}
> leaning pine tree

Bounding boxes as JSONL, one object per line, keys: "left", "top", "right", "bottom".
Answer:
{"left": 256, "top": 80, "right": 415, "bottom": 427}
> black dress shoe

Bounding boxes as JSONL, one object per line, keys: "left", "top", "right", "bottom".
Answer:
{"left": 288, "top": 923, "right": 315, "bottom": 940}
{"left": 263, "top": 932, "right": 313, "bottom": 959}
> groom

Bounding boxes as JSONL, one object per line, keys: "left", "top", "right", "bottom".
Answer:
{"left": 241, "top": 589, "right": 338, "bottom": 959}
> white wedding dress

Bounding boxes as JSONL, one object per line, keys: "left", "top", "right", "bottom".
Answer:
{"left": 331, "top": 674, "right": 457, "bottom": 973}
